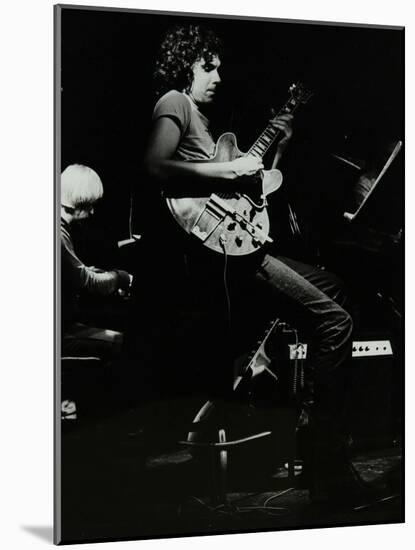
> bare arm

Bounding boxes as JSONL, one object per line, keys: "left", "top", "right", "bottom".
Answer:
{"left": 143, "top": 117, "right": 263, "bottom": 187}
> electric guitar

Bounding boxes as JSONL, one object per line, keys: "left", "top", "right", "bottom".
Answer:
{"left": 166, "top": 83, "right": 312, "bottom": 256}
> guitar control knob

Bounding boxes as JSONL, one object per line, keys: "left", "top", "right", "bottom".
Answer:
{"left": 359, "top": 347, "right": 363, "bottom": 352}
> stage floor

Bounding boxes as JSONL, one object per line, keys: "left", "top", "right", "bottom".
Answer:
{"left": 59, "top": 404, "right": 403, "bottom": 544}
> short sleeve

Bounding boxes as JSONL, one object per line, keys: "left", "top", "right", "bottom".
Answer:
{"left": 152, "top": 91, "right": 191, "bottom": 136}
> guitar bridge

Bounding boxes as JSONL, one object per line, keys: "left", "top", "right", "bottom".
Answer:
{"left": 190, "top": 195, "right": 232, "bottom": 242}
{"left": 191, "top": 194, "right": 273, "bottom": 246}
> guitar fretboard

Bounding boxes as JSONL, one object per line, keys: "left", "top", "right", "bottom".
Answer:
{"left": 247, "top": 95, "right": 303, "bottom": 159}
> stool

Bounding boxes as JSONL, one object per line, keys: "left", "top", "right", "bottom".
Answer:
{"left": 179, "top": 425, "right": 272, "bottom": 507}
{"left": 178, "top": 399, "right": 299, "bottom": 512}
{"left": 174, "top": 316, "right": 305, "bottom": 509}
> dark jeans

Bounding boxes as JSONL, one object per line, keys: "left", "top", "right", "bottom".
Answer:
{"left": 252, "top": 254, "right": 353, "bottom": 414}
{"left": 183, "top": 250, "right": 353, "bottom": 413}
{"left": 127, "top": 244, "right": 353, "bottom": 416}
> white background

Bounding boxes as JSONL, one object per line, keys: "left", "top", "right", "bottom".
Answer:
{"left": 0, "top": 0, "right": 412, "bottom": 548}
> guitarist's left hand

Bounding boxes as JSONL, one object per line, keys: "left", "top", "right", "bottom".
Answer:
{"left": 270, "top": 111, "right": 293, "bottom": 168}
{"left": 271, "top": 111, "right": 293, "bottom": 149}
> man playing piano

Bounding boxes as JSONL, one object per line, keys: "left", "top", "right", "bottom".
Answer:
{"left": 61, "top": 164, "right": 133, "bottom": 360}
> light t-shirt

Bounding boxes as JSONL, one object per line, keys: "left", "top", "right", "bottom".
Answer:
{"left": 152, "top": 90, "right": 216, "bottom": 161}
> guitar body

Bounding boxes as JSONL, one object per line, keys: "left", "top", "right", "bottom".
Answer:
{"left": 166, "top": 132, "right": 283, "bottom": 256}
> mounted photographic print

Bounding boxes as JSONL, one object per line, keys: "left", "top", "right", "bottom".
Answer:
{"left": 54, "top": 4, "right": 404, "bottom": 544}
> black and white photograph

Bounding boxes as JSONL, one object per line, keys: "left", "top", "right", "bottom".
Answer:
{"left": 54, "top": 4, "right": 404, "bottom": 545}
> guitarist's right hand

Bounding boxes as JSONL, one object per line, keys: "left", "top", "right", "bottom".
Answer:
{"left": 230, "top": 156, "right": 264, "bottom": 179}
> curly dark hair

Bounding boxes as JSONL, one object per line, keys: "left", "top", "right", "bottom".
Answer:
{"left": 154, "top": 24, "right": 223, "bottom": 98}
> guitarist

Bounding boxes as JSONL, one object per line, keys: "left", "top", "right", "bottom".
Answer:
{"left": 143, "top": 24, "right": 387, "bottom": 507}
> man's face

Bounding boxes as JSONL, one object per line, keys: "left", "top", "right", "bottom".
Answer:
{"left": 73, "top": 204, "right": 95, "bottom": 222}
{"left": 190, "top": 55, "right": 221, "bottom": 105}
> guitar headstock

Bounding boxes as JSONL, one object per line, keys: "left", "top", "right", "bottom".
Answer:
{"left": 288, "top": 82, "right": 313, "bottom": 105}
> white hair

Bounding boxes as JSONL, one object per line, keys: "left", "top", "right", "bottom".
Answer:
{"left": 61, "top": 164, "right": 103, "bottom": 208}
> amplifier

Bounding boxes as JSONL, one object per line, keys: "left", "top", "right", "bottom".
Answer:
{"left": 287, "top": 337, "right": 400, "bottom": 450}
{"left": 288, "top": 339, "right": 393, "bottom": 360}
{"left": 240, "top": 323, "right": 400, "bottom": 450}
{"left": 344, "top": 352, "right": 399, "bottom": 450}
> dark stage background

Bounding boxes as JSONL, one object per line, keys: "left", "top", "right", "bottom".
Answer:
{"left": 60, "top": 7, "right": 403, "bottom": 259}
{"left": 58, "top": 9, "right": 404, "bottom": 542}
{"left": 60, "top": 4, "right": 404, "bottom": 412}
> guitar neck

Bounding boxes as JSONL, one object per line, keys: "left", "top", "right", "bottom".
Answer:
{"left": 247, "top": 96, "right": 302, "bottom": 159}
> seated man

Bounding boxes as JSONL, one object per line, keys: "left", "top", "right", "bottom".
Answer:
{"left": 60, "top": 164, "right": 133, "bottom": 361}
{"left": 142, "top": 24, "right": 390, "bottom": 507}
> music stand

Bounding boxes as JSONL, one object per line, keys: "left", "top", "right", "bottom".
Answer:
{"left": 343, "top": 141, "right": 402, "bottom": 223}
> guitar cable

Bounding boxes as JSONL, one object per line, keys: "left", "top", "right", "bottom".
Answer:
{"left": 179, "top": 490, "right": 291, "bottom": 520}
{"left": 219, "top": 234, "right": 232, "bottom": 333}
{"left": 128, "top": 190, "right": 133, "bottom": 240}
